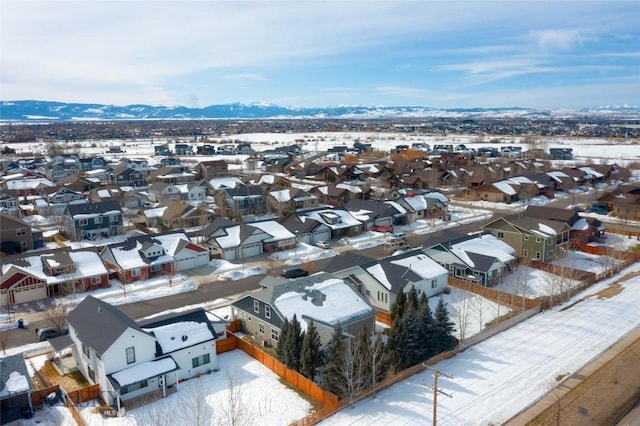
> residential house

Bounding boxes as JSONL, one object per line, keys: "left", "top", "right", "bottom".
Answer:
{"left": 149, "top": 166, "right": 196, "bottom": 185}
{"left": 67, "top": 296, "right": 217, "bottom": 408}
{"left": 109, "top": 165, "right": 148, "bottom": 187}
{"left": 78, "top": 157, "right": 108, "bottom": 172}
{"left": 397, "top": 191, "right": 449, "bottom": 222}
{"left": 194, "top": 160, "right": 229, "bottom": 180}
{"left": 215, "top": 185, "right": 269, "bottom": 220}
{"left": 100, "top": 231, "right": 209, "bottom": 283}
{"left": 483, "top": 214, "right": 570, "bottom": 261}
{"left": 309, "top": 184, "right": 351, "bottom": 207}
{"left": 231, "top": 272, "right": 376, "bottom": 348}
{"left": 0, "top": 213, "right": 43, "bottom": 254}
{"left": 297, "top": 208, "right": 363, "bottom": 240}
{"left": 423, "top": 231, "right": 517, "bottom": 286}
{"left": 47, "top": 163, "right": 81, "bottom": 182}
{"left": 280, "top": 214, "right": 332, "bottom": 245}
{"left": 599, "top": 184, "right": 640, "bottom": 221}
{"left": 0, "top": 192, "right": 19, "bottom": 216}
{"left": 197, "top": 217, "right": 270, "bottom": 260}
{"left": 148, "top": 182, "right": 182, "bottom": 203}
{"left": 135, "top": 200, "right": 213, "bottom": 232}
{"left": 0, "top": 354, "right": 32, "bottom": 425}
{"left": 61, "top": 200, "right": 123, "bottom": 241}
{"left": 267, "top": 187, "right": 319, "bottom": 218}
{"left": 4, "top": 177, "right": 55, "bottom": 196}
{"left": 325, "top": 250, "right": 449, "bottom": 314}
{"left": 523, "top": 205, "right": 601, "bottom": 244}
{"left": 0, "top": 249, "right": 108, "bottom": 305}
{"left": 247, "top": 220, "right": 297, "bottom": 254}
{"left": 344, "top": 198, "right": 408, "bottom": 229}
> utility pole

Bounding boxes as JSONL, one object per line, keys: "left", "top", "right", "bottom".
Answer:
{"left": 423, "top": 366, "right": 453, "bottom": 426}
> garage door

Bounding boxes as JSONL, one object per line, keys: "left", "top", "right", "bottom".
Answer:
{"left": 12, "top": 283, "right": 48, "bottom": 304}
{"left": 312, "top": 229, "right": 331, "bottom": 243}
{"left": 241, "top": 243, "right": 262, "bottom": 259}
{"left": 176, "top": 253, "right": 208, "bottom": 271}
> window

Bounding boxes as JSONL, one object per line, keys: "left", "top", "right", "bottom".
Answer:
{"left": 254, "top": 300, "right": 259, "bottom": 313}
{"left": 94, "top": 216, "right": 103, "bottom": 224}
{"left": 523, "top": 249, "right": 529, "bottom": 257}
{"left": 79, "top": 219, "right": 88, "bottom": 226}
{"left": 111, "top": 215, "right": 119, "bottom": 223}
{"left": 524, "top": 235, "right": 529, "bottom": 241}
{"left": 259, "top": 323, "right": 265, "bottom": 334}
{"left": 497, "top": 231, "right": 504, "bottom": 239}
{"left": 88, "top": 367, "right": 95, "bottom": 382}
{"left": 121, "top": 379, "right": 148, "bottom": 395}
{"left": 536, "top": 237, "right": 541, "bottom": 243}
{"left": 431, "top": 280, "right": 437, "bottom": 289}
{"left": 82, "top": 344, "right": 90, "bottom": 358}
{"left": 535, "top": 251, "right": 541, "bottom": 259}
{"left": 126, "top": 347, "right": 135, "bottom": 364}
{"left": 150, "top": 264, "right": 161, "bottom": 272}
{"left": 271, "top": 328, "right": 279, "bottom": 342}
{"left": 16, "top": 228, "right": 26, "bottom": 236}
{"left": 192, "top": 353, "right": 210, "bottom": 368}
{"left": 264, "top": 305, "right": 271, "bottom": 319}
{"left": 91, "top": 277, "right": 101, "bottom": 285}
{"left": 131, "top": 269, "right": 140, "bottom": 277}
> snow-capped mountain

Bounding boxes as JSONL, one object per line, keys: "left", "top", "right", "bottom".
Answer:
{"left": 1, "top": 100, "right": 638, "bottom": 121}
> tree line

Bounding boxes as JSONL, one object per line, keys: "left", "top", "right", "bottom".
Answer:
{"left": 275, "top": 286, "right": 457, "bottom": 400}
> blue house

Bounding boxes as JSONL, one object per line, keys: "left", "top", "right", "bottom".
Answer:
{"left": 61, "top": 200, "right": 123, "bottom": 241}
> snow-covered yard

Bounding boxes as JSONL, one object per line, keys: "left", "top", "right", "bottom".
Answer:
{"left": 18, "top": 350, "right": 313, "bottom": 426}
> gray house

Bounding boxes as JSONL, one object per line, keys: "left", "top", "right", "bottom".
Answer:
{"left": 0, "top": 354, "right": 32, "bottom": 425}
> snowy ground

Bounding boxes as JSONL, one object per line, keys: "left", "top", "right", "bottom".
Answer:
{"left": 16, "top": 350, "right": 313, "bottom": 426}
{"left": 319, "top": 262, "right": 640, "bottom": 426}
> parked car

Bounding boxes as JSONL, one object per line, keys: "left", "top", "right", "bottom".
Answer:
{"left": 36, "top": 326, "right": 69, "bottom": 341}
{"left": 281, "top": 267, "right": 310, "bottom": 279}
{"left": 372, "top": 225, "right": 393, "bottom": 233}
{"left": 589, "top": 202, "right": 610, "bottom": 214}
{"left": 315, "top": 241, "right": 330, "bottom": 249}
{"left": 390, "top": 232, "right": 406, "bottom": 240}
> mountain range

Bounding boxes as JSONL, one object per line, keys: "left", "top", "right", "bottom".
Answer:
{"left": 1, "top": 100, "right": 639, "bottom": 122}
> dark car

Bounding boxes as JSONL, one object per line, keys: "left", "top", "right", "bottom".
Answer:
{"left": 281, "top": 267, "right": 309, "bottom": 279}
{"left": 36, "top": 327, "right": 69, "bottom": 341}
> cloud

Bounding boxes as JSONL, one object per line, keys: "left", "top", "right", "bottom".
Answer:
{"left": 530, "top": 29, "right": 584, "bottom": 50}
{"left": 222, "top": 73, "right": 268, "bottom": 82}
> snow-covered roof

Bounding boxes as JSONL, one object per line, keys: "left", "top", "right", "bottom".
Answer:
{"left": 450, "top": 234, "right": 516, "bottom": 265}
{"left": 571, "top": 218, "right": 590, "bottom": 231}
{"left": 270, "top": 189, "right": 291, "bottom": 203}
{"left": 107, "top": 232, "right": 193, "bottom": 269}
{"left": 578, "top": 166, "right": 604, "bottom": 178}
{"left": 143, "top": 321, "right": 215, "bottom": 353}
{"left": 1, "top": 251, "right": 107, "bottom": 284}
{"left": 0, "top": 372, "right": 30, "bottom": 396}
{"left": 216, "top": 225, "right": 241, "bottom": 249}
{"left": 111, "top": 357, "right": 177, "bottom": 387}
{"left": 336, "top": 183, "right": 363, "bottom": 194}
{"left": 385, "top": 200, "right": 407, "bottom": 214}
{"left": 249, "top": 221, "right": 295, "bottom": 241}
{"left": 304, "top": 209, "right": 362, "bottom": 229}
{"left": 366, "top": 264, "right": 392, "bottom": 290}
{"left": 390, "top": 253, "right": 448, "bottom": 279}
{"left": 274, "top": 277, "right": 372, "bottom": 332}
{"left": 493, "top": 181, "right": 517, "bottom": 195}
{"left": 208, "top": 177, "right": 244, "bottom": 189}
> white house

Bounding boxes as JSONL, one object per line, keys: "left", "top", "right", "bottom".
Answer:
{"left": 66, "top": 296, "right": 218, "bottom": 409}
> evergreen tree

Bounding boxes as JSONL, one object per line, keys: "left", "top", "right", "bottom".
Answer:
{"left": 406, "top": 286, "right": 419, "bottom": 312}
{"left": 275, "top": 317, "right": 290, "bottom": 365}
{"left": 403, "top": 308, "right": 422, "bottom": 367}
{"left": 391, "top": 289, "right": 407, "bottom": 321}
{"left": 300, "top": 320, "right": 322, "bottom": 380}
{"left": 387, "top": 318, "right": 410, "bottom": 372}
{"left": 434, "top": 296, "right": 457, "bottom": 352}
{"left": 322, "top": 322, "right": 346, "bottom": 395}
{"left": 418, "top": 292, "right": 428, "bottom": 311}
{"left": 284, "top": 314, "right": 303, "bottom": 370}
{"left": 418, "top": 297, "right": 436, "bottom": 360}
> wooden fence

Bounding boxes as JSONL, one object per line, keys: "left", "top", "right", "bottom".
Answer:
{"left": 31, "top": 384, "right": 93, "bottom": 426}
{"left": 67, "top": 384, "right": 100, "bottom": 404}
{"left": 291, "top": 347, "right": 459, "bottom": 426}
{"left": 447, "top": 276, "right": 540, "bottom": 310}
{"left": 31, "top": 384, "right": 60, "bottom": 406}
{"left": 375, "top": 309, "right": 393, "bottom": 326}
{"left": 216, "top": 334, "right": 239, "bottom": 354}
{"left": 235, "top": 337, "right": 338, "bottom": 409}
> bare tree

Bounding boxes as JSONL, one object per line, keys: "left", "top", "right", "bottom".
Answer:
{"left": 370, "top": 332, "right": 387, "bottom": 397}
{"left": 216, "top": 369, "right": 254, "bottom": 426}
{"left": 452, "top": 289, "right": 472, "bottom": 341}
{"left": 178, "top": 376, "right": 214, "bottom": 426}
{"left": 43, "top": 304, "right": 68, "bottom": 334}
{"left": 0, "top": 328, "right": 14, "bottom": 355}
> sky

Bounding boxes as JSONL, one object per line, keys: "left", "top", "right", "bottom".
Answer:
{"left": 1, "top": 1, "right": 639, "bottom": 109}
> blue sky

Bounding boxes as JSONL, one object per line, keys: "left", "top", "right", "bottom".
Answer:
{"left": 2, "top": 1, "right": 639, "bottom": 109}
